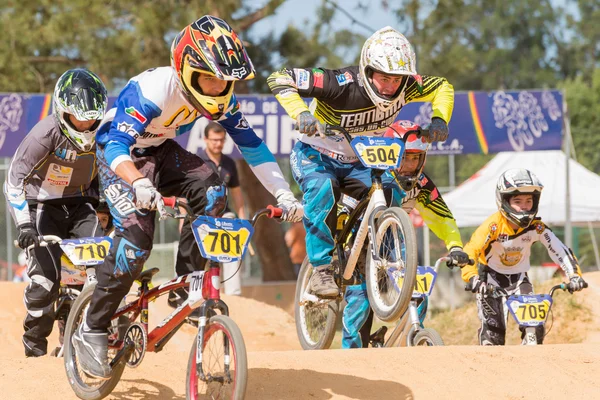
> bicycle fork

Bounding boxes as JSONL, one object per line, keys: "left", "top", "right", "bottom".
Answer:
{"left": 384, "top": 300, "right": 421, "bottom": 347}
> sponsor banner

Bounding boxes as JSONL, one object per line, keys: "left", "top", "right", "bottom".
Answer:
{"left": 0, "top": 90, "right": 563, "bottom": 157}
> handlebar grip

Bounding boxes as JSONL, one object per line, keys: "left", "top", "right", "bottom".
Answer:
{"left": 583, "top": 281, "right": 589, "bottom": 289}
{"left": 162, "top": 197, "right": 177, "bottom": 208}
{"left": 267, "top": 205, "right": 283, "bottom": 219}
{"left": 468, "top": 258, "right": 475, "bottom": 265}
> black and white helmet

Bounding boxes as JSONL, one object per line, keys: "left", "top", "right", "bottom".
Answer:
{"left": 496, "top": 169, "right": 544, "bottom": 228}
{"left": 53, "top": 68, "right": 108, "bottom": 152}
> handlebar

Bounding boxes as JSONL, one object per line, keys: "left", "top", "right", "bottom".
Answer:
{"left": 295, "top": 123, "right": 432, "bottom": 144}
{"left": 465, "top": 280, "right": 588, "bottom": 298}
{"left": 15, "top": 235, "right": 64, "bottom": 257}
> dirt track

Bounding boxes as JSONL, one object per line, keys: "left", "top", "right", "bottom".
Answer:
{"left": 2, "top": 273, "right": 600, "bottom": 400}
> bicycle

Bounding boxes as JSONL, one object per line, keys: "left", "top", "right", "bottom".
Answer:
{"left": 382, "top": 256, "right": 474, "bottom": 347}
{"left": 63, "top": 198, "right": 282, "bottom": 400}
{"left": 295, "top": 125, "right": 421, "bottom": 350}
{"left": 20, "top": 235, "right": 111, "bottom": 357}
{"left": 471, "top": 279, "right": 588, "bottom": 345}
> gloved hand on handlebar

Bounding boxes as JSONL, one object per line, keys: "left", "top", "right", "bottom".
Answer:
{"left": 132, "top": 178, "right": 163, "bottom": 210}
{"left": 568, "top": 275, "right": 587, "bottom": 293}
{"left": 276, "top": 190, "right": 304, "bottom": 222}
{"left": 296, "top": 111, "right": 324, "bottom": 137}
{"left": 17, "top": 224, "right": 39, "bottom": 249}
{"left": 467, "top": 276, "right": 486, "bottom": 295}
{"left": 428, "top": 117, "right": 449, "bottom": 143}
{"left": 447, "top": 246, "right": 470, "bottom": 268}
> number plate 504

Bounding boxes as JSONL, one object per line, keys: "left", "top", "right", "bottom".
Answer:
{"left": 191, "top": 216, "right": 254, "bottom": 262}
{"left": 351, "top": 137, "right": 404, "bottom": 170}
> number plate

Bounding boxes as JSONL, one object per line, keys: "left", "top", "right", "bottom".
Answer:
{"left": 60, "top": 237, "right": 112, "bottom": 266}
{"left": 187, "top": 271, "right": 206, "bottom": 308}
{"left": 191, "top": 216, "right": 254, "bottom": 262}
{"left": 506, "top": 295, "right": 553, "bottom": 327}
{"left": 394, "top": 266, "right": 437, "bottom": 298}
{"left": 351, "top": 137, "right": 404, "bottom": 170}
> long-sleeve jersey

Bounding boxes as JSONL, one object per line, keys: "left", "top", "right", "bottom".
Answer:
{"left": 97, "top": 67, "right": 291, "bottom": 198}
{"left": 461, "top": 211, "right": 581, "bottom": 282}
{"left": 401, "top": 173, "right": 462, "bottom": 250}
{"left": 267, "top": 66, "right": 454, "bottom": 161}
{"left": 4, "top": 115, "right": 98, "bottom": 227}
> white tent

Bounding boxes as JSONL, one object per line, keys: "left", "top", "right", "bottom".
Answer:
{"left": 444, "top": 150, "right": 600, "bottom": 227}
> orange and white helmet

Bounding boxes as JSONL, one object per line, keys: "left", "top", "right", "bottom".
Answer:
{"left": 359, "top": 27, "right": 417, "bottom": 113}
{"left": 171, "top": 16, "right": 255, "bottom": 120}
{"left": 384, "top": 120, "right": 430, "bottom": 191}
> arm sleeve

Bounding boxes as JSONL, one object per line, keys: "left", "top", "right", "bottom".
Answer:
{"left": 102, "top": 81, "right": 162, "bottom": 171}
{"left": 4, "top": 130, "right": 53, "bottom": 227}
{"left": 461, "top": 220, "right": 496, "bottom": 282}
{"left": 537, "top": 223, "right": 582, "bottom": 277}
{"left": 218, "top": 103, "right": 292, "bottom": 198}
{"left": 413, "top": 175, "right": 462, "bottom": 250}
{"left": 405, "top": 74, "right": 454, "bottom": 123}
{"left": 267, "top": 67, "right": 346, "bottom": 119}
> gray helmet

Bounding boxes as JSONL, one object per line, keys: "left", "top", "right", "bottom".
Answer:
{"left": 496, "top": 169, "right": 543, "bottom": 228}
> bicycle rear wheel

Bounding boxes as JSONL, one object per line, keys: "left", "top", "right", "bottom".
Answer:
{"left": 294, "top": 257, "right": 340, "bottom": 350}
{"left": 186, "top": 315, "right": 247, "bottom": 400}
{"left": 366, "top": 207, "right": 418, "bottom": 322}
{"left": 63, "top": 283, "right": 127, "bottom": 400}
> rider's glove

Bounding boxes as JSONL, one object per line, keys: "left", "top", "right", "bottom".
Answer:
{"left": 276, "top": 190, "right": 304, "bottom": 222}
{"left": 132, "top": 178, "right": 162, "bottom": 210}
{"left": 568, "top": 275, "right": 587, "bottom": 293}
{"left": 448, "top": 246, "right": 470, "bottom": 268}
{"left": 467, "top": 276, "right": 486, "bottom": 294}
{"left": 429, "top": 117, "right": 449, "bottom": 143}
{"left": 296, "top": 111, "right": 324, "bottom": 137}
{"left": 17, "top": 224, "right": 39, "bottom": 249}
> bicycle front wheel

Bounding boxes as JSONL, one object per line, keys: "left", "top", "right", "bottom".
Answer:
{"left": 366, "top": 207, "right": 418, "bottom": 322}
{"left": 186, "top": 315, "right": 247, "bottom": 400}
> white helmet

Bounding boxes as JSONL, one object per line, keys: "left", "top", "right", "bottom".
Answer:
{"left": 359, "top": 26, "right": 417, "bottom": 113}
{"left": 496, "top": 169, "right": 544, "bottom": 228}
{"left": 52, "top": 68, "right": 108, "bottom": 152}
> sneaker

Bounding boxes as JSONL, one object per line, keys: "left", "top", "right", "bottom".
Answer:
{"left": 369, "top": 326, "right": 388, "bottom": 348}
{"left": 309, "top": 265, "right": 339, "bottom": 297}
{"left": 168, "top": 288, "right": 200, "bottom": 323}
{"left": 72, "top": 324, "right": 111, "bottom": 379}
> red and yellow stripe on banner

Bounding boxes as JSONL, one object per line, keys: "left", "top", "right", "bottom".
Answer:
{"left": 39, "top": 94, "right": 52, "bottom": 120}
{"left": 467, "top": 91, "right": 488, "bottom": 154}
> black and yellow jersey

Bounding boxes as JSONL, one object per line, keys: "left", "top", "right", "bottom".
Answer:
{"left": 267, "top": 66, "right": 454, "bottom": 161}
{"left": 462, "top": 212, "right": 581, "bottom": 282}
{"left": 402, "top": 173, "right": 462, "bottom": 251}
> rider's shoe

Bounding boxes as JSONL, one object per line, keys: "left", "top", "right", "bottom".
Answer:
{"left": 310, "top": 265, "right": 339, "bottom": 298}
{"left": 168, "top": 288, "right": 200, "bottom": 323}
{"left": 72, "top": 324, "right": 111, "bottom": 380}
{"left": 369, "top": 326, "right": 388, "bottom": 348}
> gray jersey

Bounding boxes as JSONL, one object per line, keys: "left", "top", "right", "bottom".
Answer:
{"left": 4, "top": 115, "right": 98, "bottom": 227}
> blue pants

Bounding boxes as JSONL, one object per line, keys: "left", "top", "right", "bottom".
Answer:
{"left": 290, "top": 142, "right": 403, "bottom": 267}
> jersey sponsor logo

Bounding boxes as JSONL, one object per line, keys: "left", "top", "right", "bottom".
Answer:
{"left": 231, "top": 67, "right": 248, "bottom": 79}
{"left": 125, "top": 106, "right": 147, "bottom": 124}
{"left": 47, "top": 163, "right": 73, "bottom": 186}
{"left": 429, "top": 187, "right": 439, "bottom": 201}
{"left": 489, "top": 223, "right": 498, "bottom": 233}
{"left": 294, "top": 68, "right": 310, "bottom": 90}
{"left": 163, "top": 105, "right": 200, "bottom": 128}
{"left": 521, "top": 235, "right": 532, "bottom": 242}
{"left": 498, "top": 233, "right": 509, "bottom": 242}
{"left": 105, "top": 184, "right": 137, "bottom": 217}
{"left": 117, "top": 122, "right": 140, "bottom": 138}
{"left": 336, "top": 71, "right": 354, "bottom": 86}
{"left": 312, "top": 68, "right": 324, "bottom": 88}
{"left": 235, "top": 117, "right": 250, "bottom": 130}
{"left": 338, "top": 98, "right": 403, "bottom": 132}
{"left": 499, "top": 246, "right": 523, "bottom": 266}
{"left": 54, "top": 147, "right": 78, "bottom": 162}
{"left": 535, "top": 223, "right": 545, "bottom": 234}
{"left": 418, "top": 174, "right": 428, "bottom": 186}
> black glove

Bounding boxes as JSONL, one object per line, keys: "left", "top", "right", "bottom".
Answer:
{"left": 429, "top": 117, "right": 449, "bottom": 143}
{"left": 296, "top": 111, "right": 324, "bottom": 137}
{"left": 568, "top": 276, "right": 587, "bottom": 293}
{"left": 17, "top": 224, "right": 39, "bottom": 249}
{"left": 467, "top": 276, "right": 485, "bottom": 294}
{"left": 448, "top": 246, "right": 470, "bottom": 268}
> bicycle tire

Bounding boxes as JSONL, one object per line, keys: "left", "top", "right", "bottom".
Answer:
{"left": 366, "top": 207, "right": 418, "bottom": 322}
{"left": 294, "top": 257, "right": 339, "bottom": 350}
{"left": 186, "top": 315, "right": 248, "bottom": 400}
{"left": 63, "top": 283, "right": 127, "bottom": 400}
{"left": 412, "top": 328, "right": 445, "bottom": 346}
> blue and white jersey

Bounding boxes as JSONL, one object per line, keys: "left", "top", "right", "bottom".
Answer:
{"left": 97, "top": 67, "right": 291, "bottom": 197}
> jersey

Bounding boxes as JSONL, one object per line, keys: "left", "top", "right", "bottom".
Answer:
{"left": 462, "top": 211, "right": 581, "bottom": 282}
{"left": 97, "top": 67, "right": 290, "bottom": 197}
{"left": 401, "top": 173, "right": 462, "bottom": 250}
{"left": 4, "top": 115, "right": 98, "bottom": 227}
{"left": 268, "top": 66, "right": 454, "bottom": 161}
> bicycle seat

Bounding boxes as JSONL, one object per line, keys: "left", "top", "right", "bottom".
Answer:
{"left": 138, "top": 268, "right": 160, "bottom": 283}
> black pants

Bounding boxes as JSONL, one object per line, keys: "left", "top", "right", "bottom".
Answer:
{"left": 477, "top": 269, "right": 544, "bottom": 345}
{"left": 23, "top": 202, "right": 98, "bottom": 356}
{"left": 87, "top": 140, "right": 222, "bottom": 330}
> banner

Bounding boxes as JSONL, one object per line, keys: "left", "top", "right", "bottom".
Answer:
{"left": 0, "top": 90, "right": 563, "bottom": 158}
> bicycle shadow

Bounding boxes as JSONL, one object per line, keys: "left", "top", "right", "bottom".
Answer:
{"left": 106, "top": 378, "right": 183, "bottom": 400}
{"left": 248, "top": 368, "right": 414, "bottom": 400}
